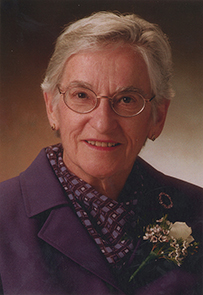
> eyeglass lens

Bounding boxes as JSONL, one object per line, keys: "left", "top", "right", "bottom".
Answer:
{"left": 63, "top": 86, "right": 145, "bottom": 117}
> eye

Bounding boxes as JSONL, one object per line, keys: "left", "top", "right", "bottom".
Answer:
{"left": 77, "top": 92, "right": 88, "bottom": 99}
{"left": 116, "top": 93, "right": 139, "bottom": 105}
{"left": 69, "top": 87, "right": 91, "bottom": 100}
{"left": 121, "top": 96, "right": 133, "bottom": 104}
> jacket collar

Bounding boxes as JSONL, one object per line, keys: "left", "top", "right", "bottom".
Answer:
{"left": 20, "top": 148, "right": 68, "bottom": 217}
{"left": 37, "top": 205, "right": 121, "bottom": 291}
{"left": 19, "top": 148, "right": 125, "bottom": 293}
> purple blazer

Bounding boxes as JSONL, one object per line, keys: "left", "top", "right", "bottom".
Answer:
{"left": 0, "top": 149, "right": 202, "bottom": 295}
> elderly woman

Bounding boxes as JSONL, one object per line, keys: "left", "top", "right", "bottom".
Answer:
{"left": 0, "top": 11, "right": 202, "bottom": 295}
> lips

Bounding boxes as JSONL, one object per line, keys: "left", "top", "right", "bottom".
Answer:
{"left": 86, "top": 140, "right": 120, "bottom": 147}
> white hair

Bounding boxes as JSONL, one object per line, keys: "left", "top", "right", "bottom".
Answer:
{"left": 41, "top": 11, "right": 174, "bottom": 109}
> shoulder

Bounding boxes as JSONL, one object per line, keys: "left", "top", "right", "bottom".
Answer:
{"left": 0, "top": 148, "right": 48, "bottom": 195}
{"left": 136, "top": 157, "right": 203, "bottom": 228}
{"left": 137, "top": 157, "right": 203, "bottom": 201}
{"left": 0, "top": 147, "right": 67, "bottom": 220}
{"left": 137, "top": 157, "right": 203, "bottom": 195}
{"left": 0, "top": 149, "right": 52, "bottom": 214}
{"left": 0, "top": 176, "right": 22, "bottom": 219}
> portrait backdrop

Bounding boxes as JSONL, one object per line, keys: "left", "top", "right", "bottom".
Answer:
{"left": 1, "top": 0, "right": 203, "bottom": 187}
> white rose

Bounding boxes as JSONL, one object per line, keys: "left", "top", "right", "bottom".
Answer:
{"left": 169, "top": 222, "right": 194, "bottom": 243}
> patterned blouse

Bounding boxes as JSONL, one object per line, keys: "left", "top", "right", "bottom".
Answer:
{"left": 46, "top": 143, "right": 145, "bottom": 271}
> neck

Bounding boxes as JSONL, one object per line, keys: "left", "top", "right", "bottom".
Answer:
{"left": 64, "top": 163, "right": 131, "bottom": 201}
{"left": 63, "top": 152, "right": 133, "bottom": 201}
{"left": 88, "top": 175, "right": 129, "bottom": 201}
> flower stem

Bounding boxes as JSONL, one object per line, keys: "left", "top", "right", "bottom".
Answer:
{"left": 129, "top": 251, "right": 157, "bottom": 282}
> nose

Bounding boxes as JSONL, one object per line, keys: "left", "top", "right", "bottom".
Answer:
{"left": 89, "top": 97, "right": 118, "bottom": 134}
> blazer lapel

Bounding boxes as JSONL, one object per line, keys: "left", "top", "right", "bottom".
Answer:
{"left": 20, "top": 149, "right": 124, "bottom": 293}
{"left": 38, "top": 205, "right": 123, "bottom": 293}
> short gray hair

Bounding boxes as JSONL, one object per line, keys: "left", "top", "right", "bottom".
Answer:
{"left": 41, "top": 11, "right": 174, "bottom": 107}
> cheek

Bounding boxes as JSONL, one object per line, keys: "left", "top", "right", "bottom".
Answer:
{"left": 56, "top": 106, "right": 73, "bottom": 141}
{"left": 128, "top": 119, "right": 151, "bottom": 138}
{"left": 58, "top": 109, "right": 87, "bottom": 143}
{"left": 57, "top": 102, "right": 73, "bottom": 130}
{"left": 126, "top": 114, "right": 153, "bottom": 146}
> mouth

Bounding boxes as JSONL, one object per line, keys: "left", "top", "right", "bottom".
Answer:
{"left": 86, "top": 140, "right": 120, "bottom": 148}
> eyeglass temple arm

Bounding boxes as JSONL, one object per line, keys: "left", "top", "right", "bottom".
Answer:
{"left": 149, "top": 95, "right": 155, "bottom": 102}
{"left": 57, "top": 85, "right": 65, "bottom": 95}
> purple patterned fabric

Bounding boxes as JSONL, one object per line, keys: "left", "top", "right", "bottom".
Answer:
{"left": 46, "top": 144, "right": 143, "bottom": 268}
{"left": 1, "top": 147, "right": 202, "bottom": 294}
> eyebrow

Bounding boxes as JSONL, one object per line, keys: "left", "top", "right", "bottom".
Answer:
{"left": 117, "top": 86, "right": 145, "bottom": 96}
{"left": 64, "top": 81, "right": 145, "bottom": 96}
{"left": 65, "top": 80, "right": 93, "bottom": 90}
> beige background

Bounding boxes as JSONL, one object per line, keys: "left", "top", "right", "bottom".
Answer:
{"left": 1, "top": 0, "right": 203, "bottom": 187}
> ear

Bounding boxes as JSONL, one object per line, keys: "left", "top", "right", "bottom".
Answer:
{"left": 43, "top": 92, "right": 59, "bottom": 130}
{"left": 148, "top": 99, "right": 170, "bottom": 140}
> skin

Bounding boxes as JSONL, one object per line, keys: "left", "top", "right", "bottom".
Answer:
{"left": 44, "top": 45, "right": 169, "bottom": 200}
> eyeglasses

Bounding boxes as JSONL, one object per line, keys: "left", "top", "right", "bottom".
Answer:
{"left": 57, "top": 85, "right": 155, "bottom": 117}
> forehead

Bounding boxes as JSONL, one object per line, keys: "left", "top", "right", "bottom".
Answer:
{"left": 61, "top": 45, "right": 151, "bottom": 93}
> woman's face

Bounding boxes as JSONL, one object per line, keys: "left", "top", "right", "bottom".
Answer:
{"left": 46, "top": 45, "right": 166, "bottom": 183}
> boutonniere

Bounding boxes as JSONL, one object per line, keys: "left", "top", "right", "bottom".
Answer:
{"left": 129, "top": 215, "right": 199, "bottom": 282}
